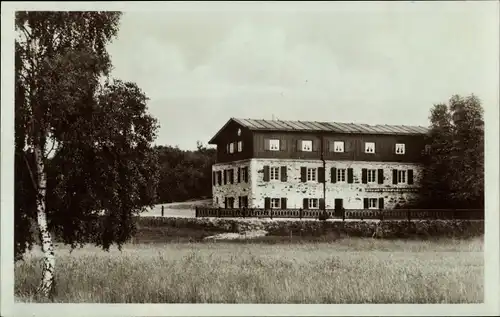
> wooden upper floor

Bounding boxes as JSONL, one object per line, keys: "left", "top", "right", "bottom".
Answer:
{"left": 208, "top": 118, "right": 429, "bottom": 164}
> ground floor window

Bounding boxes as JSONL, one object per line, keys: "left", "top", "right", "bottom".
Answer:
{"left": 271, "top": 198, "right": 281, "bottom": 208}
{"left": 225, "top": 197, "right": 235, "bottom": 208}
{"left": 304, "top": 198, "right": 319, "bottom": 209}
{"left": 368, "top": 198, "right": 378, "bottom": 209}
{"left": 238, "top": 195, "right": 249, "bottom": 208}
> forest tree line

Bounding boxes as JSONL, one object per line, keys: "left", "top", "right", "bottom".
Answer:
{"left": 154, "top": 142, "right": 216, "bottom": 204}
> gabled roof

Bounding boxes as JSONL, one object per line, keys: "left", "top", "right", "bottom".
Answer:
{"left": 208, "top": 118, "right": 429, "bottom": 144}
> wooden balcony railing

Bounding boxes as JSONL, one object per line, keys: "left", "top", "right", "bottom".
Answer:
{"left": 194, "top": 207, "right": 484, "bottom": 221}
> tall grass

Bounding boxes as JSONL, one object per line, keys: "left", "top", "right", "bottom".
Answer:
{"left": 15, "top": 238, "right": 483, "bottom": 303}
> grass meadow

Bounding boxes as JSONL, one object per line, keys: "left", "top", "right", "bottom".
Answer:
{"left": 15, "top": 237, "right": 483, "bottom": 303}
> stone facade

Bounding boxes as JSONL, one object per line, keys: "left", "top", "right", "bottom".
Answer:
{"left": 213, "top": 158, "right": 422, "bottom": 210}
{"left": 212, "top": 159, "right": 252, "bottom": 208}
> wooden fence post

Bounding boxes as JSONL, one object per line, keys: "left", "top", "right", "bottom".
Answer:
{"left": 217, "top": 208, "right": 220, "bottom": 218}
{"left": 299, "top": 209, "right": 303, "bottom": 219}
{"left": 407, "top": 209, "right": 411, "bottom": 222}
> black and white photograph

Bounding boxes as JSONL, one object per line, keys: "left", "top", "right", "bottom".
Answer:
{"left": 1, "top": 1, "right": 499, "bottom": 316}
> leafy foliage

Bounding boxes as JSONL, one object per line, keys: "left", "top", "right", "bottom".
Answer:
{"left": 418, "top": 94, "right": 484, "bottom": 208}
{"left": 15, "top": 11, "right": 159, "bottom": 260}
{"left": 155, "top": 142, "right": 216, "bottom": 204}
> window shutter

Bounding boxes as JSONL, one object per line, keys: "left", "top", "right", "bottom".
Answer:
{"left": 223, "top": 170, "right": 227, "bottom": 185}
{"left": 361, "top": 168, "right": 367, "bottom": 184}
{"left": 363, "top": 198, "right": 369, "bottom": 209}
{"left": 280, "top": 166, "right": 287, "bottom": 182}
{"left": 392, "top": 169, "right": 398, "bottom": 184}
{"left": 280, "top": 140, "right": 287, "bottom": 151}
{"left": 347, "top": 168, "right": 354, "bottom": 183}
{"left": 264, "top": 197, "right": 271, "bottom": 209}
{"left": 319, "top": 198, "right": 325, "bottom": 210}
{"left": 331, "top": 167, "right": 337, "bottom": 183}
{"left": 312, "top": 139, "right": 319, "bottom": 152}
{"left": 244, "top": 167, "right": 249, "bottom": 183}
{"left": 318, "top": 167, "right": 325, "bottom": 183}
{"left": 408, "top": 169, "right": 414, "bottom": 185}
{"left": 238, "top": 196, "right": 242, "bottom": 208}
{"left": 224, "top": 197, "right": 228, "bottom": 208}
{"left": 303, "top": 198, "right": 309, "bottom": 209}
{"left": 217, "top": 171, "right": 222, "bottom": 185}
{"left": 264, "top": 139, "right": 270, "bottom": 151}
{"left": 212, "top": 171, "right": 216, "bottom": 186}
{"left": 263, "top": 166, "right": 270, "bottom": 182}
{"left": 230, "top": 169, "right": 234, "bottom": 184}
{"left": 378, "top": 197, "right": 384, "bottom": 210}
{"left": 300, "top": 167, "right": 307, "bottom": 182}
{"left": 281, "top": 197, "right": 287, "bottom": 209}
{"left": 344, "top": 140, "right": 350, "bottom": 153}
{"left": 377, "top": 169, "right": 384, "bottom": 184}
{"left": 237, "top": 167, "right": 241, "bottom": 183}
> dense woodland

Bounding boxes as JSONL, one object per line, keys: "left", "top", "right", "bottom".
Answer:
{"left": 154, "top": 142, "right": 216, "bottom": 204}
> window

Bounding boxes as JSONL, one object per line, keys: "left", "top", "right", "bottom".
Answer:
{"left": 301, "top": 140, "right": 313, "bottom": 152}
{"left": 368, "top": 198, "right": 378, "bottom": 209}
{"left": 239, "top": 196, "right": 249, "bottom": 208}
{"left": 395, "top": 143, "right": 405, "bottom": 155}
{"left": 229, "top": 142, "right": 235, "bottom": 154}
{"left": 398, "top": 170, "right": 406, "bottom": 183}
{"left": 237, "top": 141, "right": 243, "bottom": 152}
{"left": 308, "top": 198, "right": 319, "bottom": 209}
{"left": 269, "top": 139, "right": 280, "bottom": 151}
{"left": 270, "top": 167, "right": 280, "bottom": 180}
{"left": 424, "top": 144, "right": 432, "bottom": 154}
{"left": 225, "top": 197, "right": 235, "bottom": 208}
{"left": 365, "top": 142, "right": 375, "bottom": 153}
{"left": 271, "top": 198, "right": 281, "bottom": 209}
{"left": 367, "top": 169, "right": 377, "bottom": 183}
{"left": 333, "top": 141, "right": 344, "bottom": 153}
{"left": 240, "top": 167, "right": 247, "bottom": 183}
{"left": 337, "top": 168, "right": 346, "bottom": 182}
{"left": 307, "top": 168, "right": 317, "bottom": 181}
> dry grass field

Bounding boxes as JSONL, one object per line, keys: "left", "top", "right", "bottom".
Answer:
{"left": 15, "top": 237, "right": 483, "bottom": 303}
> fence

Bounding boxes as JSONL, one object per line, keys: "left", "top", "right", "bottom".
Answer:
{"left": 194, "top": 207, "right": 484, "bottom": 221}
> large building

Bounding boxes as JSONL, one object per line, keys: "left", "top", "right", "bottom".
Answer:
{"left": 208, "top": 118, "right": 429, "bottom": 211}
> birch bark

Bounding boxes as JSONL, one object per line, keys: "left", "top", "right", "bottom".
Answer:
{"left": 34, "top": 142, "right": 56, "bottom": 298}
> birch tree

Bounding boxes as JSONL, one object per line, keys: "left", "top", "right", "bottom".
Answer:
{"left": 15, "top": 11, "right": 159, "bottom": 299}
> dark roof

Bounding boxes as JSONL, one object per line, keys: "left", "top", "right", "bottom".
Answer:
{"left": 208, "top": 118, "right": 428, "bottom": 144}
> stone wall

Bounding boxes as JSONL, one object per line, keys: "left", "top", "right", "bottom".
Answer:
{"left": 212, "top": 160, "right": 252, "bottom": 207}
{"left": 251, "top": 158, "right": 423, "bottom": 209}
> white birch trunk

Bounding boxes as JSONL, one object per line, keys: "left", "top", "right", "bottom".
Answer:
{"left": 34, "top": 143, "right": 56, "bottom": 298}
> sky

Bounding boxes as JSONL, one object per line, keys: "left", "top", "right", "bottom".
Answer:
{"left": 105, "top": 1, "right": 499, "bottom": 151}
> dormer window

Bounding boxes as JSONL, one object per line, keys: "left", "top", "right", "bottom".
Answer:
{"left": 229, "top": 142, "right": 235, "bottom": 154}
{"left": 365, "top": 142, "right": 375, "bottom": 154}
